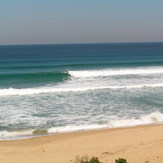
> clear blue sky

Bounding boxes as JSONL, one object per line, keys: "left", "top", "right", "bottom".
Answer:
{"left": 0, "top": 0, "right": 163, "bottom": 45}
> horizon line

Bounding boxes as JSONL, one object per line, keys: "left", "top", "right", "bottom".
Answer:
{"left": 0, "top": 41, "right": 163, "bottom": 46}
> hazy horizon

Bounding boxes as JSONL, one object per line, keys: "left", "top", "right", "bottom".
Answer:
{"left": 1, "top": 41, "right": 163, "bottom": 46}
{"left": 1, "top": 0, "right": 163, "bottom": 45}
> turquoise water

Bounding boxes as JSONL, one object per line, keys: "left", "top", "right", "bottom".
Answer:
{"left": 0, "top": 43, "right": 163, "bottom": 140}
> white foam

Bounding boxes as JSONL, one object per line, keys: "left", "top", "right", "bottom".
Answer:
{"left": 48, "top": 112, "right": 163, "bottom": 134}
{"left": 0, "top": 130, "right": 34, "bottom": 140}
{"left": 0, "top": 83, "right": 163, "bottom": 96}
{"left": 69, "top": 67, "right": 163, "bottom": 78}
{"left": 1, "top": 112, "right": 163, "bottom": 140}
{"left": 108, "top": 112, "right": 163, "bottom": 128}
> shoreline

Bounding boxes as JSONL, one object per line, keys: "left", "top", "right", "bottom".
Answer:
{"left": 0, "top": 124, "right": 163, "bottom": 163}
{"left": 1, "top": 122, "right": 162, "bottom": 141}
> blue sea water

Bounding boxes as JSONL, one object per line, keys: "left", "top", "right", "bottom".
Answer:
{"left": 0, "top": 42, "right": 163, "bottom": 140}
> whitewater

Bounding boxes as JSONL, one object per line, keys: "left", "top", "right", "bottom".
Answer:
{"left": 0, "top": 43, "right": 163, "bottom": 140}
{"left": 1, "top": 66, "right": 163, "bottom": 96}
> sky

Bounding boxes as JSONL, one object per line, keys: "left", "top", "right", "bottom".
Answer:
{"left": 0, "top": 0, "right": 163, "bottom": 45}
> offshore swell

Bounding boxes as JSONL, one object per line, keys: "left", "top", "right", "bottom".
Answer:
{"left": 0, "top": 43, "right": 163, "bottom": 140}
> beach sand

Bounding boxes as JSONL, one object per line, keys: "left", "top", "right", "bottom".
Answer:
{"left": 0, "top": 124, "right": 163, "bottom": 163}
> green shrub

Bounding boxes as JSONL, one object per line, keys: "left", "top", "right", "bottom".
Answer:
{"left": 86, "top": 157, "right": 102, "bottom": 163}
{"left": 74, "top": 155, "right": 127, "bottom": 163}
{"left": 115, "top": 158, "right": 127, "bottom": 163}
{"left": 74, "top": 156, "right": 102, "bottom": 163}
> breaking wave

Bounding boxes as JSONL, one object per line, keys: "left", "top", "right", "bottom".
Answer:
{"left": 0, "top": 71, "right": 70, "bottom": 84}
{"left": 0, "top": 83, "right": 163, "bottom": 96}
{"left": 69, "top": 66, "right": 163, "bottom": 78}
{"left": 0, "top": 112, "right": 163, "bottom": 140}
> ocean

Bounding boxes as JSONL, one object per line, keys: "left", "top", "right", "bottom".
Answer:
{"left": 0, "top": 42, "right": 163, "bottom": 140}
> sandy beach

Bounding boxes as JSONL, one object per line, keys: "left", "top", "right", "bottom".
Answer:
{"left": 0, "top": 124, "right": 163, "bottom": 163}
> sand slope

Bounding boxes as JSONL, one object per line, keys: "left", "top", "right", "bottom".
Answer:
{"left": 0, "top": 124, "right": 163, "bottom": 163}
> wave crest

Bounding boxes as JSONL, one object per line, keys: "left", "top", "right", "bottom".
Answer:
{"left": 69, "top": 67, "right": 163, "bottom": 78}
{"left": 1, "top": 83, "right": 163, "bottom": 96}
